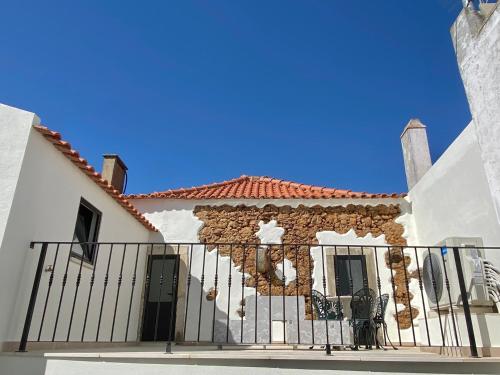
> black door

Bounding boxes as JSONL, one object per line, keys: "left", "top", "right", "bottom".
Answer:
{"left": 141, "top": 255, "right": 179, "bottom": 341}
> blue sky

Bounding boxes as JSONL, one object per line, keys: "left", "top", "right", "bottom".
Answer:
{"left": 1, "top": 1, "right": 471, "bottom": 195}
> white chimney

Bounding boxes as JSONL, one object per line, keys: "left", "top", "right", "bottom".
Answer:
{"left": 401, "top": 119, "right": 432, "bottom": 190}
{"left": 101, "top": 154, "right": 128, "bottom": 194}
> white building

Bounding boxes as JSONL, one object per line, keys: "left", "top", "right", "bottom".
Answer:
{"left": 0, "top": 2, "right": 499, "bottom": 374}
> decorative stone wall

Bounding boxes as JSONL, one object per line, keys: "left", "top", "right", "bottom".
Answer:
{"left": 194, "top": 204, "right": 417, "bottom": 328}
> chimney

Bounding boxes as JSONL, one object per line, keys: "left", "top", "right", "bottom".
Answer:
{"left": 401, "top": 119, "right": 432, "bottom": 191}
{"left": 101, "top": 154, "right": 128, "bottom": 194}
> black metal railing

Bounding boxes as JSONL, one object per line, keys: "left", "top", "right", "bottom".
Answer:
{"left": 19, "top": 241, "right": 492, "bottom": 357}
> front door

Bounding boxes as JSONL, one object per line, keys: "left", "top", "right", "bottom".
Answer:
{"left": 141, "top": 255, "right": 179, "bottom": 341}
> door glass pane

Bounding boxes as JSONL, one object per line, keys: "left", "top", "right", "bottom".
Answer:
{"left": 335, "top": 255, "right": 367, "bottom": 296}
{"left": 148, "top": 258, "right": 176, "bottom": 302}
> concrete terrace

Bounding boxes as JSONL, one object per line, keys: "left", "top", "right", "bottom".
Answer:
{"left": 2, "top": 345, "right": 500, "bottom": 374}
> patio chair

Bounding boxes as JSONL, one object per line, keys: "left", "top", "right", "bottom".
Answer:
{"left": 311, "top": 289, "right": 344, "bottom": 320}
{"left": 309, "top": 290, "right": 344, "bottom": 350}
{"left": 349, "top": 287, "right": 376, "bottom": 350}
{"left": 373, "top": 293, "right": 397, "bottom": 350}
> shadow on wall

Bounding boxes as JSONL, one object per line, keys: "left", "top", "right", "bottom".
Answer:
{"left": 182, "top": 272, "right": 235, "bottom": 343}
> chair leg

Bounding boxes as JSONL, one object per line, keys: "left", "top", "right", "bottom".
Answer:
{"left": 383, "top": 322, "right": 397, "bottom": 350}
{"left": 366, "top": 325, "right": 374, "bottom": 349}
{"left": 350, "top": 326, "right": 359, "bottom": 351}
{"left": 375, "top": 326, "right": 387, "bottom": 351}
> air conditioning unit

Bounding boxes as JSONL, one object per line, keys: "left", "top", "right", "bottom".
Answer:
{"left": 422, "top": 237, "right": 490, "bottom": 310}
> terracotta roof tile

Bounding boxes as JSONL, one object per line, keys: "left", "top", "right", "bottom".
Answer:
{"left": 33, "top": 125, "right": 158, "bottom": 232}
{"left": 126, "top": 175, "right": 406, "bottom": 200}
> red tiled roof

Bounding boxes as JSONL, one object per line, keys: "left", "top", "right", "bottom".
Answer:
{"left": 126, "top": 176, "right": 406, "bottom": 200}
{"left": 33, "top": 125, "right": 158, "bottom": 232}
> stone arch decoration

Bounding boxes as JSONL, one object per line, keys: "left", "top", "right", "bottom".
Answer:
{"left": 194, "top": 203, "right": 418, "bottom": 328}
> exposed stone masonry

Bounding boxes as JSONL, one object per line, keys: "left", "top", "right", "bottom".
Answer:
{"left": 194, "top": 204, "right": 417, "bottom": 328}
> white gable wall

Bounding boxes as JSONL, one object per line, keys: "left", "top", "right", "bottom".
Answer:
{"left": 0, "top": 107, "right": 153, "bottom": 347}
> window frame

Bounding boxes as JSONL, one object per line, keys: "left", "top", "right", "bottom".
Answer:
{"left": 71, "top": 197, "right": 102, "bottom": 265}
{"left": 333, "top": 254, "right": 368, "bottom": 296}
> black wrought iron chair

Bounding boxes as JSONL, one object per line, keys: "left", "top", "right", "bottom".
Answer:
{"left": 349, "top": 287, "right": 376, "bottom": 350}
{"left": 373, "top": 293, "right": 397, "bottom": 350}
{"left": 309, "top": 290, "right": 344, "bottom": 350}
{"left": 311, "top": 289, "right": 344, "bottom": 321}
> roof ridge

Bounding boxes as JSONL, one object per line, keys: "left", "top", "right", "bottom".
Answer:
{"left": 155, "top": 175, "right": 251, "bottom": 195}
{"left": 126, "top": 175, "right": 406, "bottom": 200}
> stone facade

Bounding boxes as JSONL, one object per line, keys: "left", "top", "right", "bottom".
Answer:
{"left": 194, "top": 203, "right": 417, "bottom": 328}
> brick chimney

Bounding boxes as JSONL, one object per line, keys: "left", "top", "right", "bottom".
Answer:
{"left": 401, "top": 119, "right": 432, "bottom": 191}
{"left": 101, "top": 154, "right": 128, "bottom": 194}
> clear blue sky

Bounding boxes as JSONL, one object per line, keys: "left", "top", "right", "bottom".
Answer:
{"left": 1, "top": 1, "right": 471, "bottom": 195}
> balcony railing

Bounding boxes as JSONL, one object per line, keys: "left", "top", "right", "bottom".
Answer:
{"left": 18, "top": 241, "right": 495, "bottom": 357}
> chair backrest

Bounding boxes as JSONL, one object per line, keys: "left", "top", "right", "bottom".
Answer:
{"left": 374, "top": 293, "right": 389, "bottom": 320}
{"left": 350, "top": 287, "right": 376, "bottom": 321}
{"left": 311, "top": 290, "right": 328, "bottom": 319}
{"left": 311, "top": 289, "right": 343, "bottom": 320}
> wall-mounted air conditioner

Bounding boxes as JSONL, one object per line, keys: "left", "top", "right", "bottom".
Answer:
{"left": 422, "top": 237, "right": 491, "bottom": 310}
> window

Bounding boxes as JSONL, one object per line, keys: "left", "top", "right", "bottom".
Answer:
{"left": 72, "top": 198, "right": 101, "bottom": 263}
{"left": 334, "top": 255, "right": 368, "bottom": 296}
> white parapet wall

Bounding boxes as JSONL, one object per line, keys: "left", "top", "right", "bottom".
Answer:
{"left": 0, "top": 104, "right": 40, "bottom": 246}
{"left": 451, "top": 4, "right": 500, "bottom": 225}
{"left": 0, "top": 104, "right": 41, "bottom": 346}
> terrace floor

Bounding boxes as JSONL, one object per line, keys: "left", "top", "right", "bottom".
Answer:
{"left": 3, "top": 344, "right": 500, "bottom": 375}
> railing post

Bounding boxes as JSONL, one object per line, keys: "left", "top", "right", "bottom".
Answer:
{"left": 18, "top": 242, "right": 48, "bottom": 352}
{"left": 452, "top": 247, "right": 479, "bottom": 358}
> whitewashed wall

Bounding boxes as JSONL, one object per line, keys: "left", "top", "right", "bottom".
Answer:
{"left": 408, "top": 122, "right": 500, "bottom": 264}
{"left": 25, "top": 243, "right": 153, "bottom": 343}
{"left": 0, "top": 106, "right": 153, "bottom": 347}
{"left": 0, "top": 104, "right": 40, "bottom": 247}
{"left": 131, "top": 197, "right": 414, "bottom": 344}
{"left": 452, "top": 5, "right": 500, "bottom": 225}
{"left": 0, "top": 105, "right": 41, "bottom": 346}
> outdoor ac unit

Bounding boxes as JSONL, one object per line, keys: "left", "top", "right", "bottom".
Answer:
{"left": 422, "top": 237, "right": 490, "bottom": 310}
